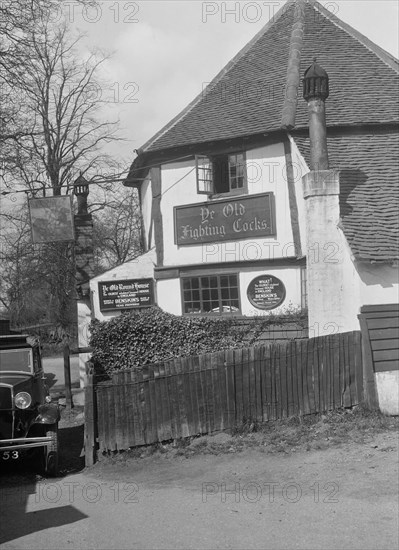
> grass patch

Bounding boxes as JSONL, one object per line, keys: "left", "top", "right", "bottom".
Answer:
{"left": 93, "top": 405, "right": 398, "bottom": 465}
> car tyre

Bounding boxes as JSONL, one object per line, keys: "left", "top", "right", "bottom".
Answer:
{"left": 44, "top": 424, "right": 59, "bottom": 477}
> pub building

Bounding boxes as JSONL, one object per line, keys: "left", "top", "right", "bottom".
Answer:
{"left": 88, "top": 1, "right": 398, "bottom": 410}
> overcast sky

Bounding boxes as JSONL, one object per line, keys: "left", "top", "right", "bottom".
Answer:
{"left": 67, "top": 0, "right": 398, "bottom": 168}
{"left": 42, "top": 0, "right": 399, "bottom": 167}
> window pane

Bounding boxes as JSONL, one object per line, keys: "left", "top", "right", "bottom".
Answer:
{"left": 230, "top": 287, "right": 238, "bottom": 299}
{"left": 209, "top": 277, "right": 218, "bottom": 288}
{"left": 201, "top": 277, "right": 210, "bottom": 288}
{"left": 221, "top": 288, "right": 230, "bottom": 299}
{"left": 191, "top": 278, "right": 200, "bottom": 289}
{"left": 182, "top": 274, "right": 240, "bottom": 316}
{"left": 220, "top": 276, "right": 229, "bottom": 287}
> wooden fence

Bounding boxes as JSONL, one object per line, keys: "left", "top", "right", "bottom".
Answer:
{"left": 86, "top": 331, "right": 363, "bottom": 456}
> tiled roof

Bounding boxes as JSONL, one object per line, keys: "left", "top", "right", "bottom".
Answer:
{"left": 137, "top": 0, "right": 398, "bottom": 154}
{"left": 294, "top": 131, "right": 399, "bottom": 262}
{"left": 127, "top": 0, "right": 399, "bottom": 262}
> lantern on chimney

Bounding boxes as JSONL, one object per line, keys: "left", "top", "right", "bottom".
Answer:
{"left": 303, "top": 57, "right": 329, "bottom": 102}
{"left": 73, "top": 173, "right": 89, "bottom": 216}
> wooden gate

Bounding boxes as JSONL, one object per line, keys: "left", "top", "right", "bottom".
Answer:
{"left": 358, "top": 303, "right": 399, "bottom": 407}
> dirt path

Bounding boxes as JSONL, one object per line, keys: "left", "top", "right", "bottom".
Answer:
{"left": 0, "top": 430, "right": 397, "bottom": 550}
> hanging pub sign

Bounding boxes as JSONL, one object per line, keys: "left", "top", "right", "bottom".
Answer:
{"left": 174, "top": 193, "right": 275, "bottom": 246}
{"left": 247, "top": 275, "right": 286, "bottom": 310}
{"left": 29, "top": 196, "right": 74, "bottom": 243}
{"left": 98, "top": 279, "right": 154, "bottom": 311}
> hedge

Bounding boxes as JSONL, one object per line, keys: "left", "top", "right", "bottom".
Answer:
{"left": 89, "top": 306, "right": 307, "bottom": 376}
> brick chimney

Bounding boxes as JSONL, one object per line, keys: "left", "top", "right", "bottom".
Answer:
{"left": 73, "top": 174, "right": 95, "bottom": 388}
{"left": 73, "top": 174, "right": 95, "bottom": 296}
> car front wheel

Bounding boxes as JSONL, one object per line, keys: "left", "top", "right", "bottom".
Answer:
{"left": 44, "top": 424, "right": 59, "bottom": 477}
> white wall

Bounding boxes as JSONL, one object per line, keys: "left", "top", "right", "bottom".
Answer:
{"left": 149, "top": 143, "right": 304, "bottom": 267}
{"left": 140, "top": 177, "right": 152, "bottom": 250}
{"left": 156, "top": 278, "right": 183, "bottom": 315}
{"left": 357, "top": 262, "right": 399, "bottom": 305}
{"left": 289, "top": 135, "right": 309, "bottom": 254}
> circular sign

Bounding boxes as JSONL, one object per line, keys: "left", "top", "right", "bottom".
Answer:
{"left": 247, "top": 275, "right": 286, "bottom": 311}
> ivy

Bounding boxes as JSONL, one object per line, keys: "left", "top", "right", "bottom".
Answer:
{"left": 89, "top": 306, "right": 307, "bottom": 376}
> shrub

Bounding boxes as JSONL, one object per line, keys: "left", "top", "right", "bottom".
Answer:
{"left": 89, "top": 306, "right": 307, "bottom": 376}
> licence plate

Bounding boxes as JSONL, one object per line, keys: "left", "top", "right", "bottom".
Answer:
{"left": 1, "top": 450, "right": 20, "bottom": 460}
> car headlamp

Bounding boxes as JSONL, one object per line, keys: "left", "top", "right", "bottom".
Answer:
{"left": 14, "top": 392, "right": 32, "bottom": 409}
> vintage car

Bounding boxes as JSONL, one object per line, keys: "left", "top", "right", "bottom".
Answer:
{"left": 0, "top": 321, "right": 60, "bottom": 476}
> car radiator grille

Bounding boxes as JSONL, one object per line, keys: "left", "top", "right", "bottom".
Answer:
{"left": 0, "top": 386, "right": 12, "bottom": 410}
{"left": 0, "top": 386, "right": 13, "bottom": 440}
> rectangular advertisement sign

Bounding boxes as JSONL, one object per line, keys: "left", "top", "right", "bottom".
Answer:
{"left": 98, "top": 279, "right": 154, "bottom": 311}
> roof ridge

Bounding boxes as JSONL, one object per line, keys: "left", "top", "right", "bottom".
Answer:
{"left": 310, "top": 0, "right": 399, "bottom": 73}
{"left": 139, "top": 0, "right": 297, "bottom": 154}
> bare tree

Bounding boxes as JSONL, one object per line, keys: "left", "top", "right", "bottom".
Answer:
{"left": 93, "top": 186, "right": 142, "bottom": 271}
{"left": 0, "top": 1, "right": 132, "bottom": 333}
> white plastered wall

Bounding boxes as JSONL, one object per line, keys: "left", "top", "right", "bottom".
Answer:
{"left": 155, "top": 143, "right": 302, "bottom": 266}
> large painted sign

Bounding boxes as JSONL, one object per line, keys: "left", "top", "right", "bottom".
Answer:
{"left": 29, "top": 196, "right": 74, "bottom": 243}
{"left": 174, "top": 193, "right": 275, "bottom": 246}
{"left": 98, "top": 279, "right": 154, "bottom": 311}
{"left": 247, "top": 275, "right": 286, "bottom": 310}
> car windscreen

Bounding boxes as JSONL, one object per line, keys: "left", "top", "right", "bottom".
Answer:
{"left": 0, "top": 349, "right": 33, "bottom": 373}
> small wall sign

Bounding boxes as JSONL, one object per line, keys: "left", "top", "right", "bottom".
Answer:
{"left": 98, "top": 279, "right": 154, "bottom": 311}
{"left": 247, "top": 275, "right": 286, "bottom": 310}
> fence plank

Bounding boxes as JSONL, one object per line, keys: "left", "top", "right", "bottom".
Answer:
{"left": 84, "top": 367, "right": 96, "bottom": 466}
{"left": 343, "top": 333, "right": 352, "bottom": 408}
{"left": 198, "top": 354, "right": 208, "bottom": 434}
{"left": 182, "top": 357, "right": 194, "bottom": 437}
{"left": 234, "top": 348, "right": 244, "bottom": 425}
{"left": 348, "top": 332, "right": 357, "bottom": 407}
{"left": 246, "top": 346, "right": 255, "bottom": 421}
{"left": 167, "top": 359, "right": 179, "bottom": 439}
{"left": 331, "top": 334, "right": 340, "bottom": 409}
{"left": 176, "top": 357, "right": 189, "bottom": 438}
{"left": 216, "top": 350, "right": 227, "bottom": 431}
{"left": 192, "top": 356, "right": 202, "bottom": 436}
{"left": 210, "top": 351, "right": 220, "bottom": 432}
{"left": 279, "top": 343, "right": 288, "bottom": 418}
{"left": 225, "top": 349, "right": 235, "bottom": 429}
{"left": 115, "top": 374, "right": 124, "bottom": 450}
{"left": 152, "top": 364, "right": 163, "bottom": 442}
{"left": 240, "top": 347, "right": 249, "bottom": 422}
{"left": 354, "top": 331, "right": 364, "bottom": 403}
{"left": 294, "top": 340, "right": 302, "bottom": 416}
{"left": 269, "top": 345, "right": 277, "bottom": 420}
{"left": 187, "top": 356, "right": 199, "bottom": 436}
{"left": 127, "top": 371, "right": 138, "bottom": 447}
{"left": 300, "top": 339, "right": 310, "bottom": 415}
{"left": 254, "top": 346, "right": 265, "bottom": 422}
{"left": 286, "top": 342, "right": 294, "bottom": 416}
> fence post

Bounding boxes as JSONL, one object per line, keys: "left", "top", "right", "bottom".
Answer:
{"left": 63, "top": 337, "right": 73, "bottom": 410}
{"left": 84, "top": 360, "right": 96, "bottom": 466}
{"left": 358, "top": 315, "right": 379, "bottom": 409}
